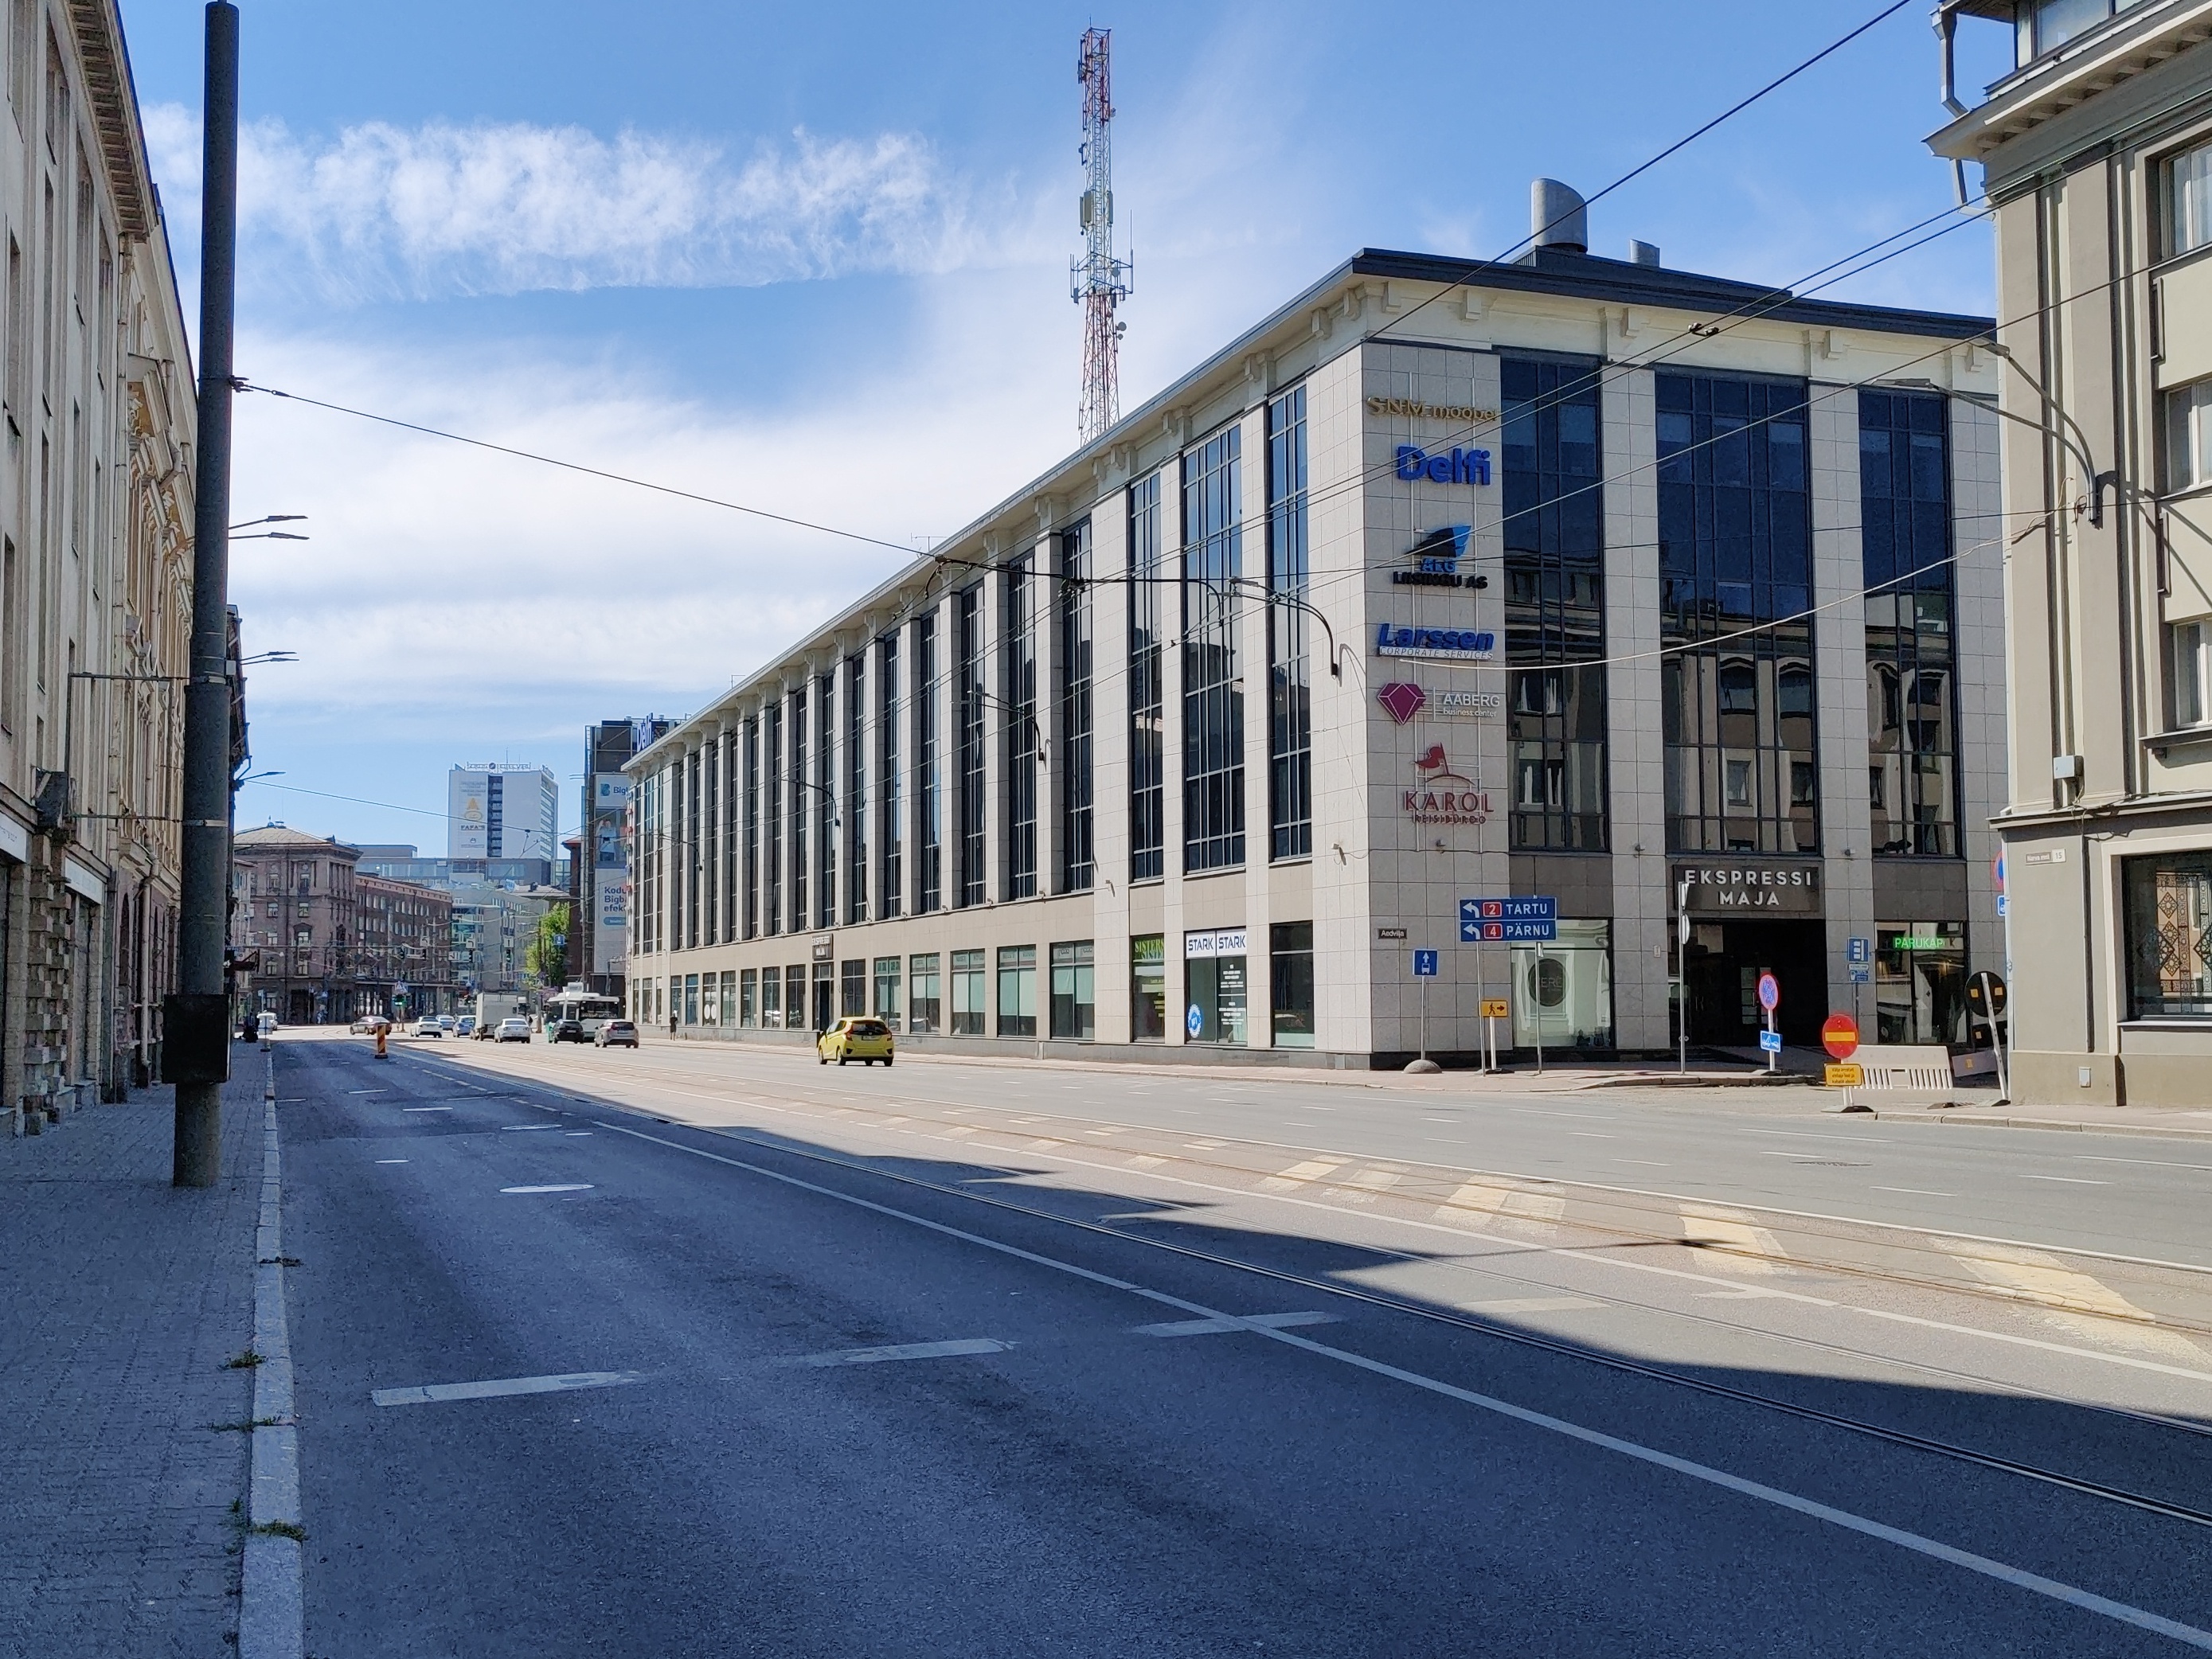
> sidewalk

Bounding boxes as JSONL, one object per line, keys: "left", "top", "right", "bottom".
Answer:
{"left": 0, "top": 1064, "right": 267, "bottom": 1657}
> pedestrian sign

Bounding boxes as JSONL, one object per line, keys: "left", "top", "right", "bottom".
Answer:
{"left": 1759, "top": 1029, "right": 1783, "bottom": 1053}
{"left": 1480, "top": 997, "right": 1510, "bottom": 1019}
{"left": 1412, "top": 950, "right": 1439, "bottom": 978}
{"left": 1849, "top": 966, "right": 1871, "bottom": 985}
{"left": 1186, "top": 1003, "right": 1203, "bottom": 1038}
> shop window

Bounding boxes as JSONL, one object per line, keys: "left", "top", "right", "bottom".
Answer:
{"left": 909, "top": 952, "right": 941, "bottom": 1034}
{"left": 873, "top": 955, "right": 901, "bottom": 1029}
{"left": 1131, "top": 935, "right": 1167, "bottom": 1040}
{"left": 1509, "top": 919, "right": 1613, "bottom": 1052}
{"left": 1874, "top": 920, "right": 1968, "bottom": 1045}
{"left": 683, "top": 974, "right": 699, "bottom": 1025}
{"left": 951, "top": 948, "right": 986, "bottom": 1035}
{"left": 720, "top": 974, "right": 737, "bottom": 1025}
{"left": 1184, "top": 928, "right": 1249, "bottom": 1044}
{"left": 786, "top": 965, "right": 807, "bottom": 1030}
{"left": 740, "top": 967, "right": 757, "bottom": 1027}
{"left": 1269, "top": 921, "right": 1315, "bottom": 1048}
{"left": 997, "top": 945, "right": 1038, "bottom": 1037}
{"left": 1049, "top": 941, "right": 1094, "bottom": 1040}
{"left": 840, "top": 958, "right": 866, "bottom": 1018}
{"left": 2124, "top": 853, "right": 2212, "bottom": 1020}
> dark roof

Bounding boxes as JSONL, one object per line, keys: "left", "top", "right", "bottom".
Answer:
{"left": 1347, "top": 246, "right": 1993, "bottom": 341}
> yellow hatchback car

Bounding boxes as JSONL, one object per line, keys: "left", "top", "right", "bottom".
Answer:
{"left": 817, "top": 1017, "right": 895, "bottom": 1067}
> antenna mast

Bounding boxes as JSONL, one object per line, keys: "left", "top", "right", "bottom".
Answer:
{"left": 1072, "top": 28, "right": 1131, "bottom": 445}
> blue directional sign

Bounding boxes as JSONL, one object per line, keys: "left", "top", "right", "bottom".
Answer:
{"left": 1413, "top": 950, "right": 1439, "bottom": 978}
{"left": 1460, "top": 896, "right": 1558, "bottom": 943}
{"left": 1462, "top": 918, "right": 1558, "bottom": 943}
{"left": 1847, "top": 936, "right": 1872, "bottom": 966}
{"left": 1759, "top": 1029, "right": 1784, "bottom": 1053}
{"left": 1995, "top": 894, "right": 2009, "bottom": 919}
{"left": 1849, "top": 966, "right": 1872, "bottom": 985}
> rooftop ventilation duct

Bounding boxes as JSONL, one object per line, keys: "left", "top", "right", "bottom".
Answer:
{"left": 1628, "top": 240, "right": 1661, "bottom": 267}
{"left": 1531, "top": 178, "right": 1587, "bottom": 254}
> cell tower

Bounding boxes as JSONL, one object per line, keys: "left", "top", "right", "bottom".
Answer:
{"left": 1072, "top": 27, "right": 1131, "bottom": 445}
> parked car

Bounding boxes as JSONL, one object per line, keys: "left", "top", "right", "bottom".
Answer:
{"left": 494, "top": 1017, "right": 531, "bottom": 1043}
{"left": 548, "top": 1019, "right": 588, "bottom": 1044}
{"left": 412, "top": 1017, "right": 443, "bottom": 1038}
{"left": 455, "top": 1015, "right": 476, "bottom": 1037}
{"left": 436, "top": 1014, "right": 458, "bottom": 1032}
{"left": 594, "top": 1019, "right": 639, "bottom": 1049}
{"left": 816, "top": 1017, "right": 894, "bottom": 1067}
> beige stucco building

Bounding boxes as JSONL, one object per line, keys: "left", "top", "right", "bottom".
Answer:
{"left": 628, "top": 185, "right": 2003, "bottom": 1071}
{"left": 1932, "top": 0, "right": 2212, "bottom": 1104}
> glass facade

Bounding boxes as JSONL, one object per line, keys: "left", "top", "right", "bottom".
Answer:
{"left": 739, "top": 966, "right": 756, "bottom": 1025}
{"left": 1659, "top": 371, "right": 1818, "bottom": 855}
{"left": 1128, "top": 473, "right": 1166, "bottom": 882}
{"left": 1003, "top": 555, "right": 1038, "bottom": 900}
{"left": 846, "top": 652, "right": 867, "bottom": 923}
{"left": 1058, "top": 520, "right": 1095, "bottom": 892}
{"left": 956, "top": 586, "right": 987, "bottom": 908}
{"left": 1131, "top": 934, "right": 1167, "bottom": 1040}
{"left": 908, "top": 952, "right": 940, "bottom": 1034}
{"left": 763, "top": 702, "right": 782, "bottom": 935}
{"left": 841, "top": 957, "right": 866, "bottom": 1018}
{"left": 877, "top": 631, "right": 901, "bottom": 918}
{"left": 788, "top": 686, "right": 808, "bottom": 931}
{"left": 996, "top": 944, "right": 1038, "bottom": 1037}
{"left": 950, "top": 947, "right": 986, "bottom": 1035}
{"left": 916, "top": 612, "right": 941, "bottom": 913}
{"left": 1874, "top": 919, "right": 1967, "bottom": 1045}
{"left": 1182, "top": 425, "right": 1245, "bottom": 872}
{"left": 1269, "top": 920, "right": 1314, "bottom": 1048}
{"left": 816, "top": 670, "right": 836, "bottom": 930}
{"left": 1508, "top": 919, "right": 1614, "bottom": 1052}
{"left": 873, "top": 954, "right": 901, "bottom": 1028}
{"left": 2124, "top": 853, "right": 2212, "bottom": 1020}
{"left": 760, "top": 962, "right": 781, "bottom": 1027}
{"left": 1185, "top": 930, "right": 1249, "bottom": 1044}
{"left": 1860, "top": 388, "right": 1960, "bottom": 857}
{"left": 1049, "top": 941, "right": 1095, "bottom": 1040}
{"left": 1502, "top": 354, "right": 1607, "bottom": 851}
{"left": 1268, "top": 387, "right": 1312, "bottom": 861}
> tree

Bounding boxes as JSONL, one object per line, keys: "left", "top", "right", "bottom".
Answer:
{"left": 526, "top": 903, "right": 569, "bottom": 990}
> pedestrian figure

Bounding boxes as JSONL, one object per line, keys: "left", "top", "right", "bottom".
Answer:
{"left": 669, "top": 1009, "right": 678, "bottom": 1040}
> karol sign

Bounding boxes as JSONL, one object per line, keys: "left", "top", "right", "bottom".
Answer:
{"left": 1402, "top": 746, "right": 1489, "bottom": 827}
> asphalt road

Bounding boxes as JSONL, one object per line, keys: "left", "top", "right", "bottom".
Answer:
{"left": 279, "top": 1034, "right": 2212, "bottom": 1656}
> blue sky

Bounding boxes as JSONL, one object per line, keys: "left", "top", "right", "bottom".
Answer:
{"left": 113, "top": 0, "right": 2015, "bottom": 850}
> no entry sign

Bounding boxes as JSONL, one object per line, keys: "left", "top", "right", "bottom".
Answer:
{"left": 1821, "top": 1013, "right": 1860, "bottom": 1061}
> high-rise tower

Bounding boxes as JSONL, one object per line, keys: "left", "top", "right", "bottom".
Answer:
{"left": 1071, "top": 28, "right": 1131, "bottom": 444}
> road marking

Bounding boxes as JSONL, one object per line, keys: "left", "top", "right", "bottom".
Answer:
{"left": 346, "top": 1090, "right": 389, "bottom": 1095}
{"left": 563, "top": 1131, "right": 592, "bottom": 1137}
{"left": 401, "top": 1107, "right": 452, "bottom": 1114}
{"left": 1133, "top": 1311, "right": 1336, "bottom": 1337}
{"left": 501, "top": 1184, "right": 594, "bottom": 1194}
{"left": 598, "top": 1122, "right": 2212, "bottom": 1652}
{"left": 502, "top": 1125, "right": 560, "bottom": 1132}
{"left": 2080, "top": 1155, "right": 2212, "bottom": 1172}
{"left": 1259, "top": 1158, "right": 1344, "bottom": 1192}
{"left": 1679, "top": 1206, "right": 1790, "bottom": 1275}
{"left": 1615, "top": 1159, "right": 1671, "bottom": 1167}
{"left": 1743, "top": 1129, "right": 1893, "bottom": 1145}
{"left": 1568, "top": 1132, "right": 1616, "bottom": 1139}
{"left": 780, "top": 1337, "right": 1010, "bottom": 1368}
{"left": 376, "top": 1159, "right": 408, "bottom": 1165}
{"left": 1125, "top": 1153, "right": 1167, "bottom": 1169}
{"left": 2019, "top": 1174, "right": 2108, "bottom": 1185}
{"left": 1935, "top": 1240, "right": 2206, "bottom": 1361}
{"left": 1436, "top": 1181, "right": 1565, "bottom": 1229}
{"left": 1341, "top": 1168, "right": 1402, "bottom": 1197}
{"left": 1874, "top": 1187, "right": 1953, "bottom": 1196}
{"left": 372, "top": 1370, "right": 643, "bottom": 1407}
{"left": 1458, "top": 1296, "right": 1607, "bottom": 1315}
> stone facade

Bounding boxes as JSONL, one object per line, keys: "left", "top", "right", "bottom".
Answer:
{"left": 232, "top": 829, "right": 361, "bottom": 1027}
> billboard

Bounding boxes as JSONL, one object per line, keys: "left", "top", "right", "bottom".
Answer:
{"left": 449, "top": 771, "right": 489, "bottom": 860}
{"left": 592, "top": 868, "right": 629, "bottom": 975}
{"left": 592, "top": 775, "right": 631, "bottom": 869}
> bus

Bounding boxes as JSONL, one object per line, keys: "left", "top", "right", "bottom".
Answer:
{"left": 544, "top": 990, "right": 623, "bottom": 1038}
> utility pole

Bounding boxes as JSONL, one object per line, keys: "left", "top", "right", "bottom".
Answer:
{"left": 166, "top": 2, "right": 240, "bottom": 1187}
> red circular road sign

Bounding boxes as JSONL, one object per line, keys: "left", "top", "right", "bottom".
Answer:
{"left": 1822, "top": 1013, "right": 1860, "bottom": 1061}
{"left": 1757, "top": 972, "right": 1780, "bottom": 1013}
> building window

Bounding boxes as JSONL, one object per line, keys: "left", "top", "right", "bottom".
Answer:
{"left": 1862, "top": 389, "right": 1960, "bottom": 857}
{"left": 1183, "top": 424, "right": 1245, "bottom": 872}
{"left": 1128, "top": 472, "right": 1166, "bottom": 882}
{"left": 846, "top": 653, "right": 867, "bottom": 924}
{"left": 1267, "top": 386, "right": 1312, "bottom": 861}
{"left": 916, "top": 611, "right": 942, "bottom": 913}
{"left": 878, "top": 631, "right": 902, "bottom": 919}
{"left": 1002, "top": 555, "right": 1038, "bottom": 900}
{"left": 950, "top": 948, "right": 986, "bottom": 1035}
{"left": 873, "top": 954, "right": 901, "bottom": 1029}
{"left": 1184, "top": 928, "right": 1249, "bottom": 1044}
{"left": 1269, "top": 921, "right": 1315, "bottom": 1048}
{"left": 1874, "top": 919, "right": 1967, "bottom": 1045}
{"left": 742, "top": 718, "right": 760, "bottom": 939}
{"left": 682, "top": 973, "right": 699, "bottom": 1026}
{"left": 740, "top": 967, "right": 757, "bottom": 1026}
{"left": 789, "top": 965, "right": 811, "bottom": 1032}
{"left": 956, "top": 586, "right": 987, "bottom": 908}
{"left": 996, "top": 945, "right": 1037, "bottom": 1037}
{"left": 1130, "top": 934, "right": 1167, "bottom": 1041}
{"left": 2164, "top": 379, "right": 2212, "bottom": 493}
{"left": 1509, "top": 919, "right": 1614, "bottom": 1052}
{"left": 2174, "top": 139, "right": 2212, "bottom": 260}
{"left": 1659, "top": 371, "right": 1819, "bottom": 855}
{"left": 1502, "top": 353, "right": 1608, "bottom": 852}
{"left": 2175, "top": 620, "right": 2211, "bottom": 728}
{"left": 1058, "top": 520, "right": 1095, "bottom": 892}
{"left": 761, "top": 966, "right": 780, "bottom": 1027}
{"left": 1049, "top": 941, "right": 1094, "bottom": 1040}
{"left": 840, "top": 957, "right": 866, "bottom": 1017}
{"left": 2015, "top": 0, "right": 2136, "bottom": 64}
{"left": 2124, "top": 852, "right": 2212, "bottom": 1020}
{"left": 816, "top": 670, "right": 836, "bottom": 930}
{"left": 908, "top": 952, "right": 941, "bottom": 1034}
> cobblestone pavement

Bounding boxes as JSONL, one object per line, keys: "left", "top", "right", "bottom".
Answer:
{"left": 0, "top": 1068, "right": 267, "bottom": 1658}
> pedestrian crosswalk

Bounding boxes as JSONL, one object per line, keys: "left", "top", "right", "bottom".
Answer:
{"left": 1679, "top": 1205, "right": 1792, "bottom": 1275}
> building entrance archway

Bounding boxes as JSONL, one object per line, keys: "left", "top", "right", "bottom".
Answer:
{"left": 1682, "top": 919, "right": 1826, "bottom": 1048}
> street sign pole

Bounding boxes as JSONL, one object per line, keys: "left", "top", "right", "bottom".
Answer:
{"left": 1675, "top": 878, "right": 1690, "bottom": 1075}
{"left": 1532, "top": 943, "right": 1545, "bottom": 1076}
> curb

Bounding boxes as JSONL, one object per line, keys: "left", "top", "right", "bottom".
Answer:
{"left": 239, "top": 1055, "right": 303, "bottom": 1659}
{"left": 1856, "top": 1108, "right": 2212, "bottom": 1142}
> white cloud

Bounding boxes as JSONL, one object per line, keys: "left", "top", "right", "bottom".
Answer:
{"left": 146, "top": 105, "right": 1012, "bottom": 302}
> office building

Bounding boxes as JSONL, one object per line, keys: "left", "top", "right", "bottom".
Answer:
{"left": 576, "top": 717, "right": 671, "bottom": 1001}
{"left": 1931, "top": 0, "right": 2212, "bottom": 1104}
{"left": 447, "top": 764, "right": 559, "bottom": 875}
{"left": 627, "top": 183, "right": 2004, "bottom": 1068}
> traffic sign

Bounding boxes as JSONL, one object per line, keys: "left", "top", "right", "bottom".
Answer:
{"left": 1821, "top": 1013, "right": 1860, "bottom": 1060}
{"left": 1462, "top": 918, "right": 1558, "bottom": 943}
{"left": 1965, "top": 971, "right": 2007, "bottom": 1019}
{"left": 1992, "top": 851, "right": 2006, "bottom": 896}
{"left": 1458, "top": 896, "right": 1557, "bottom": 922}
{"left": 1186, "top": 1003, "right": 1204, "bottom": 1038}
{"left": 1412, "top": 950, "right": 1439, "bottom": 978}
{"left": 1759, "top": 1029, "right": 1783, "bottom": 1053}
{"left": 1480, "top": 997, "right": 1510, "bottom": 1019}
{"left": 1995, "top": 893, "right": 2008, "bottom": 918}
{"left": 1847, "top": 936, "right": 1871, "bottom": 966}
{"left": 1757, "top": 972, "right": 1780, "bottom": 1013}
{"left": 1849, "top": 966, "right": 1872, "bottom": 985}
{"left": 1823, "top": 1063, "right": 1865, "bottom": 1087}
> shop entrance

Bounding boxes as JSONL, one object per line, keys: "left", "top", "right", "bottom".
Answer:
{"left": 1682, "top": 919, "right": 1826, "bottom": 1048}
